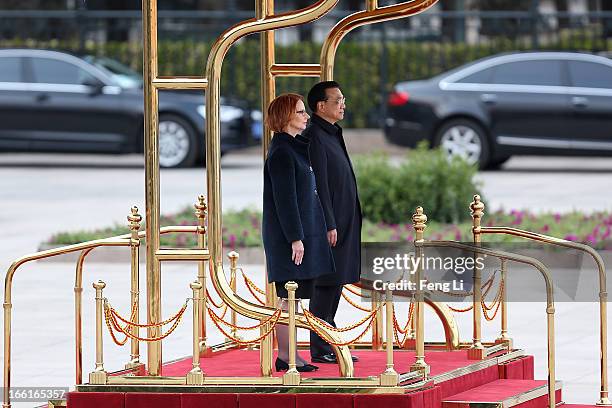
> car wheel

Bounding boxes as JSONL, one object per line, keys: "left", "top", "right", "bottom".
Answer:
{"left": 434, "top": 119, "right": 490, "bottom": 168}
{"left": 159, "top": 114, "right": 198, "bottom": 168}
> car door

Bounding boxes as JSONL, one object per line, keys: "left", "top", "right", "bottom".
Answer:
{"left": 24, "top": 55, "right": 132, "bottom": 153}
{"left": 0, "top": 55, "right": 35, "bottom": 150}
{"left": 482, "top": 58, "right": 572, "bottom": 153}
{"left": 566, "top": 59, "right": 612, "bottom": 148}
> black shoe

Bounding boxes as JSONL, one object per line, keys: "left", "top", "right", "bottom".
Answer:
{"left": 275, "top": 358, "right": 319, "bottom": 372}
{"left": 311, "top": 353, "right": 359, "bottom": 363}
{"left": 311, "top": 353, "right": 337, "bottom": 363}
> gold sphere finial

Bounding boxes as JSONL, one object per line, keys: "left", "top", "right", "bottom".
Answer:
{"left": 194, "top": 195, "right": 208, "bottom": 220}
{"left": 470, "top": 194, "right": 485, "bottom": 217}
{"left": 93, "top": 280, "right": 106, "bottom": 290}
{"left": 412, "top": 206, "right": 428, "bottom": 227}
{"left": 227, "top": 251, "right": 239, "bottom": 261}
{"left": 190, "top": 281, "right": 203, "bottom": 291}
{"left": 127, "top": 206, "right": 142, "bottom": 232}
{"left": 284, "top": 281, "right": 298, "bottom": 292}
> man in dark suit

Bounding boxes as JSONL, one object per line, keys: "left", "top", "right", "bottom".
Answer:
{"left": 303, "top": 81, "right": 362, "bottom": 364}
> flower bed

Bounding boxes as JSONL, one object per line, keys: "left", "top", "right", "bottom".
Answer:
{"left": 46, "top": 208, "right": 612, "bottom": 250}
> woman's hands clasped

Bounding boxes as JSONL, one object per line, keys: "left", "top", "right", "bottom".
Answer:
{"left": 291, "top": 240, "right": 304, "bottom": 265}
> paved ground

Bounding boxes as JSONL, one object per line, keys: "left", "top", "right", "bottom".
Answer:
{"left": 1, "top": 129, "right": 612, "bottom": 406}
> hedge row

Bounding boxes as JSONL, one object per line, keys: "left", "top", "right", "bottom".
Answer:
{"left": 3, "top": 32, "right": 610, "bottom": 127}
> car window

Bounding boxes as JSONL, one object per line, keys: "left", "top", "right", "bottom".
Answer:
{"left": 456, "top": 67, "right": 495, "bottom": 84}
{"left": 491, "top": 60, "right": 563, "bottom": 86}
{"left": 568, "top": 60, "right": 612, "bottom": 89}
{"left": 31, "top": 57, "right": 96, "bottom": 85}
{"left": 0, "top": 57, "right": 22, "bottom": 82}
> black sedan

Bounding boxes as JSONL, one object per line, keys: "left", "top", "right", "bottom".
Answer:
{"left": 0, "top": 49, "right": 262, "bottom": 167}
{"left": 384, "top": 51, "right": 612, "bottom": 168}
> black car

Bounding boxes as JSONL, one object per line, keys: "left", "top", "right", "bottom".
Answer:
{"left": 0, "top": 49, "right": 262, "bottom": 167}
{"left": 384, "top": 51, "right": 612, "bottom": 168}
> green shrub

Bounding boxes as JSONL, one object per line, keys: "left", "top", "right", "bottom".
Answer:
{"left": 354, "top": 143, "right": 483, "bottom": 224}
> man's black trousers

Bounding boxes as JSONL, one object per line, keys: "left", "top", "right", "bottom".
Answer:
{"left": 309, "top": 284, "right": 343, "bottom": 358}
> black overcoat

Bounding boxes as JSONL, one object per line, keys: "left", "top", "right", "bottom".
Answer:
{"left": 302, "top": 114, "right": 362, "bottom": 286}
{"left": 262, "top": 132, "right": 335, "bottom": 283}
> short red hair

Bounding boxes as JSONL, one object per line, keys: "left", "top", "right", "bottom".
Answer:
{"left": 266, "top": 93, "right": 303, "bottom": 133}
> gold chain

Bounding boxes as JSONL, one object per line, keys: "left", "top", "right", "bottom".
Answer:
{"left": 341, "top": 290, "right": 372, "bottom": 312}
{"left": 107, "top": 298, "right": 188, "bottom": 328}
{"left": 104, "top": 301, "right": 188, "bottom": 343}
{"left": 302, "top": 306, "right": 378, "bottom": 347}
{"left": 207, "top": 307, "right": 281, "bottom": 345}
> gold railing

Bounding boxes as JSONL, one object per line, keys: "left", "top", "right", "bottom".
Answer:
{"left": 419, "top": 240, "right": 557, "bottom": 408}
{"left": 469, "top": 195, "right": 609, "bottom": 405}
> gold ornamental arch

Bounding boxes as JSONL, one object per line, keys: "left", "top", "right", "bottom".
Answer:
{"left": 141, "top": 0, "right": 438, "bottom": 376}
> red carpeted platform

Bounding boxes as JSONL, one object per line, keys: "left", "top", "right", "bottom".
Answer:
{"left": 67, "top": 351, "right": 548, "bottom": 408}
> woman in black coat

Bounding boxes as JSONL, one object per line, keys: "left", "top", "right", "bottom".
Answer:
{"left": 262, "top": 93, "right": 335, "bottom": 372}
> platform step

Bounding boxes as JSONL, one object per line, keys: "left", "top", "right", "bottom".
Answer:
{"left": 442, "top": 379, "right": 562, "bottom": 408}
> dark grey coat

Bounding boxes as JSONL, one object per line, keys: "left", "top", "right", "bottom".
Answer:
{"left": 262, "top": 132, "right": 335, "bottom": 283}
{"left": 302, "top": 114, "right": 362, "bottom": 286}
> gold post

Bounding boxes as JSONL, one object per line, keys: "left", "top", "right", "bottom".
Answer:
{"left": 468, "top": 195, "right": 486, "bottom": 360}
{"left": 259, "top": 0, "right": 277, "bottom": 379}
{"left": 89, "top": 280, "right": 108, "bottom": 384}
{"left": 227, "top": 251, "right": 241, "bottom": 341}
{"left": 282, "top": 282, "right": 300, "bottom": 386}
{"left": 380, "top": 288, "right": 398, "bottom": 386}
{"left": 410, "top": 207, "right": 430, "bottom": 376}
{"left": 495, "top": 258, "right": 512, "bottom": 349}
{"left": 194, "top": 195, "right": 210, "bottom": 356}
{"left": 142, "top": 0, "right": 163, "bottom": 376}
{"left": 126, "top": 207, "right": 142, "bottom": 370}
{"left": 547, "top": 304, "right": 556, "bottom": 408}
{"left": 371, "top": 291, "right": 383, "bottom": 350}
{"left": 599, "top": 287, "right": 610, "bottom": 405}
{"left": 187, "top": 281, "right": 205, "bottom": 385}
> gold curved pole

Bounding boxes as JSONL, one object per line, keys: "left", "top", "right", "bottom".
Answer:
{"left": 427, "top": 300, "right": 460, "bottom": 350}
{"left": 422, "top": 240, "right": 556, "bottom": 408}
{"left": 319, "top": 0, "right": 438, "bottom": 80}
{"left": 210, "top": 261, "right": 353, "bottom": 376}
{"left": 74, "top": 248, "right": 95, "bottom": 386}
{"left": 204, "top": 0, "right": 356, "bottom": 377}
{"left": 474, "top": 194, "right": 608, "bottom": 405}
{"left": 205, "top": 0, "right": 339, "bottom": 265}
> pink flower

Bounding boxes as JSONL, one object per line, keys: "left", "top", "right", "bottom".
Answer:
{"left": 564, "top": 234, "right": 578, "bottom": 241}
{"left": 554, "top": 213, "right": 561, "bottom": 223}
{"left": 542, "top": 224, "right": 550, "bottom": 233}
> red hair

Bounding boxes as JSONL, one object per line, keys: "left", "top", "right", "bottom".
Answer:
{"left": 266, "top": 93, "right": 303, "bottom": 133}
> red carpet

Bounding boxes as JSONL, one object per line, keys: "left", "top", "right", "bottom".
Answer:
{"left": 67, "top": 353, "right": 550, "bottom": 408}
{"left": 162, "top": 349, "right": 486, "bottom": 378}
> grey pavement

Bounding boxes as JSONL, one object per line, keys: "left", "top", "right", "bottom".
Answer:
{"left": 1, "top": 130, "right": 612, "bottom": 405}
